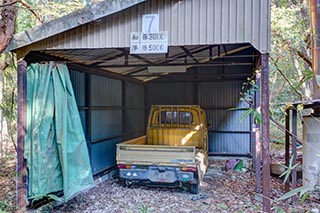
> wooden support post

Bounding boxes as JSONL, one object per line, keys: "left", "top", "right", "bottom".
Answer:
{"left": 285, "top": 109, "right": 290, "bottom": 192}
{"left": 291, "top": 109, "right": 298, "bottom": 203}
{"left": 16, "top": 60, "right": 27, "bottom": 211}
{"left": 254, "top": 72, "right": 262, "bottom": 193}
{"left": 261, "top": 54, "right": 271, "bottom": 212}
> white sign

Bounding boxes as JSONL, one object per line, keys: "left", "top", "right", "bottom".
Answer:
{"left": 130, "top": 31, "right": 168, "bottom": 54}
{"left": 142, "top": 14, "right": 159, "bottom": 33}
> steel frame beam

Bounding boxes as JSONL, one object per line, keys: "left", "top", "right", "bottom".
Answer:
{"left": 17, "top": 60, "right": 27, "bottom": 211}
{"left": 285, "top": 109, "right": 290, "bottom": 192}
{"left": 254, "top": 71, "right": 262, "bottom": 194}
{"left": 261, "top": 53, "right": 271, "bottom": 212}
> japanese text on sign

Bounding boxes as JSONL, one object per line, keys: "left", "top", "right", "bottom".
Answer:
{"left": 130, "top": 31, "right": 168, "bottom": 54}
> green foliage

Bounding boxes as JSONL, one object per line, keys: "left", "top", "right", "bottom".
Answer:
{"left": 231, "top": 77, "right": 261, "bottom": 125}
{"left": 277, "top": 186, "right": 315, "bottom": 201}
{"left": 279, "top": 155, "right": 300, "bottom": 183}
{"left": 15, "top": 0, "right": 88, "bottom": 33}
{"left": 0, "top": 200, "right": 16, "bottom": 213}
{"left": 229, "top": 107, "right": 262, "bottom": 125}
{"left": 269, "top": 0, "right": 311, "bottom": 144}
{"left": 1, "top": 0, "right": 98, "bottom": 153}
{"left": 0, "top": 54, "right": 17, "bottom": 149}
{"left": 277, "top": 154, "right": 319, "bottom": 203}
{"left": 274, "top": 206, "right": 286, "bottom": 213}
{"left": 137, "top": 203, "right": 149, "bottom": 213}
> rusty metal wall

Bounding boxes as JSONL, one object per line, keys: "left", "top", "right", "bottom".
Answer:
{"left": 16, "top": 0, "right": 270, "bottom": 57}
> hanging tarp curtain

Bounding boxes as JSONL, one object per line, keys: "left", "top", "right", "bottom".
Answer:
{"left": 25, "top": 62, "right": 93, "bottom": 201}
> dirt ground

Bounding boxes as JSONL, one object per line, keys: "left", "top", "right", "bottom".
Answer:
{"left": 50, "top": 166, "right": 319, "bottom": 213}
{"left": 1, "top": 154, "right": 319, "bottom": 213}
{"left": 0, "top": 153, "right": 16, "bottom": 212}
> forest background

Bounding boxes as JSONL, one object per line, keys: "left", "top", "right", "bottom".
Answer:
{"left": 0, "top": 0, "right": 315, "bottom": 211}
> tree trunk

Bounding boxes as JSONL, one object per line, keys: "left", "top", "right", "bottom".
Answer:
{"left": 0, "top": 0, "right": 17, "bottom": 54}
{"left": 310, "top": 0, "right": 320, "bottom": 101}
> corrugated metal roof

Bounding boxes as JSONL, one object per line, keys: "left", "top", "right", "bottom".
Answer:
{"left": 10, "top": 0, "right": 270, "bottom": 58}
{"left": 7, "top": 0, "right": 146, "bottom": 52}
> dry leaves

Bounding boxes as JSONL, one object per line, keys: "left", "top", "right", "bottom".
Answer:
{"left": 53, "top": 166, "right": 319, "bottom": 213}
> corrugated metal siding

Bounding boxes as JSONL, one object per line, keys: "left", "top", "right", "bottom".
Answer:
{"left": 146, "top": 83, "right": 194, "bottom": 107}
{"left": 124, "top": 82, "right": 145, "bottom": 140}
{"left": 91, "top": 110, "right": 122, "bottom": 141}
{"left": 69, "top": 70, "right": 86, "bottom": 107}
{"left": 69, "top": 71, "right": 146, "bottom": 174}
{"left": 91, "top": 75, "right": 122, "bottom": 106}
{"left": 69, "top": 70, "right": 88, "bottom": 140}
{"left": 146, "top": 66, "right": 252, "bottom": 156}
{"left": 18, "top": 0, "right": 270, "bottom": 57}
{"left": 126, "top": 82, "right": 144, "bottom": 108}
{"left": 90, "top": 137, "right": 123, "bottom": 174}
{"left": 199, "top": 81, "right": 251, "bottom": 155}
{"left": 209, "top": 133, "right": 250, "bottom": 155}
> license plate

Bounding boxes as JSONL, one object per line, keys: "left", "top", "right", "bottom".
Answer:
{"left": 149, "top": 170, "right": 176, "bottom": 183}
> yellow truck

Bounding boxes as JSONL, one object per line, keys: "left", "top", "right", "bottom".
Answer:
{"left": 116, "top": 105, "right": 209, "bottom": 194}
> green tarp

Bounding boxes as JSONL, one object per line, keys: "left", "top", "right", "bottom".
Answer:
{"left": 25, "top": 62, "right": 93, "bottom": 201}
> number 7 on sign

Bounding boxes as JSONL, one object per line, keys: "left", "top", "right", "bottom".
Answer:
{"left": 142, "top": 14, "right": 160, "bottom": 33}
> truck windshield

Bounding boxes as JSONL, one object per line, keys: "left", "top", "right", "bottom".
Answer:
{"left": 160, "top": 111, "right": 193, "bottom": 124}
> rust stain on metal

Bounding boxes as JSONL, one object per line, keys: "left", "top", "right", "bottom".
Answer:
{"left": 311, "top": 0, "right": 320, "bottom": 101}
{"left": 254, "top": 72, "right": 262, "bottom": 193}
{"left": 291, "top": 109, "right": 298, "bottom": 203}
{"left": 261, "top": 54, "right": 271, "bottom": 212}
{"left": 285, "top": 109, "right": 290, "bottom": 192}
{"left": 16, "top": 60, "right": 27, "bottom": 211}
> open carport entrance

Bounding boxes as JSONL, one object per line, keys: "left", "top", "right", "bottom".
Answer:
{"left": 24, "top": 44, "right": 260, "bottom": 175}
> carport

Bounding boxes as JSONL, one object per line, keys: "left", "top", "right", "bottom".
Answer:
{"left": 9, "top": 0, "right": 271, "bottom": 211}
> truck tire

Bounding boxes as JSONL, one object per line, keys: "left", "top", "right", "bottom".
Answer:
{"left": 190, "top": 182, "right": 199, "bottom": 194}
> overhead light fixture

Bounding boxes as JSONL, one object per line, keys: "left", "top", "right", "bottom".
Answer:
{"left": 147, "top": 66, "right": 187, "bottom": 73}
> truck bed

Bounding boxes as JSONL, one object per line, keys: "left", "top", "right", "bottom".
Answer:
{"left": 116, "top": 136, "right": 197, "bottom": 167}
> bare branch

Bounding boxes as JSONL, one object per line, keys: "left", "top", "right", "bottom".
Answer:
{"left": 0, "top": 0, "right": 18, "bottom": 7}
{"left": 270, "top": 116, "right": 303, "bottom": 145}
{"left": 270, "top": 56, "right": 304, "bottom": 100}
{"left": 18, "top": 0, "right": 44, "bottom": 23}
{"left": 287, "top": 46, "right": 312, "bottom": 68}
